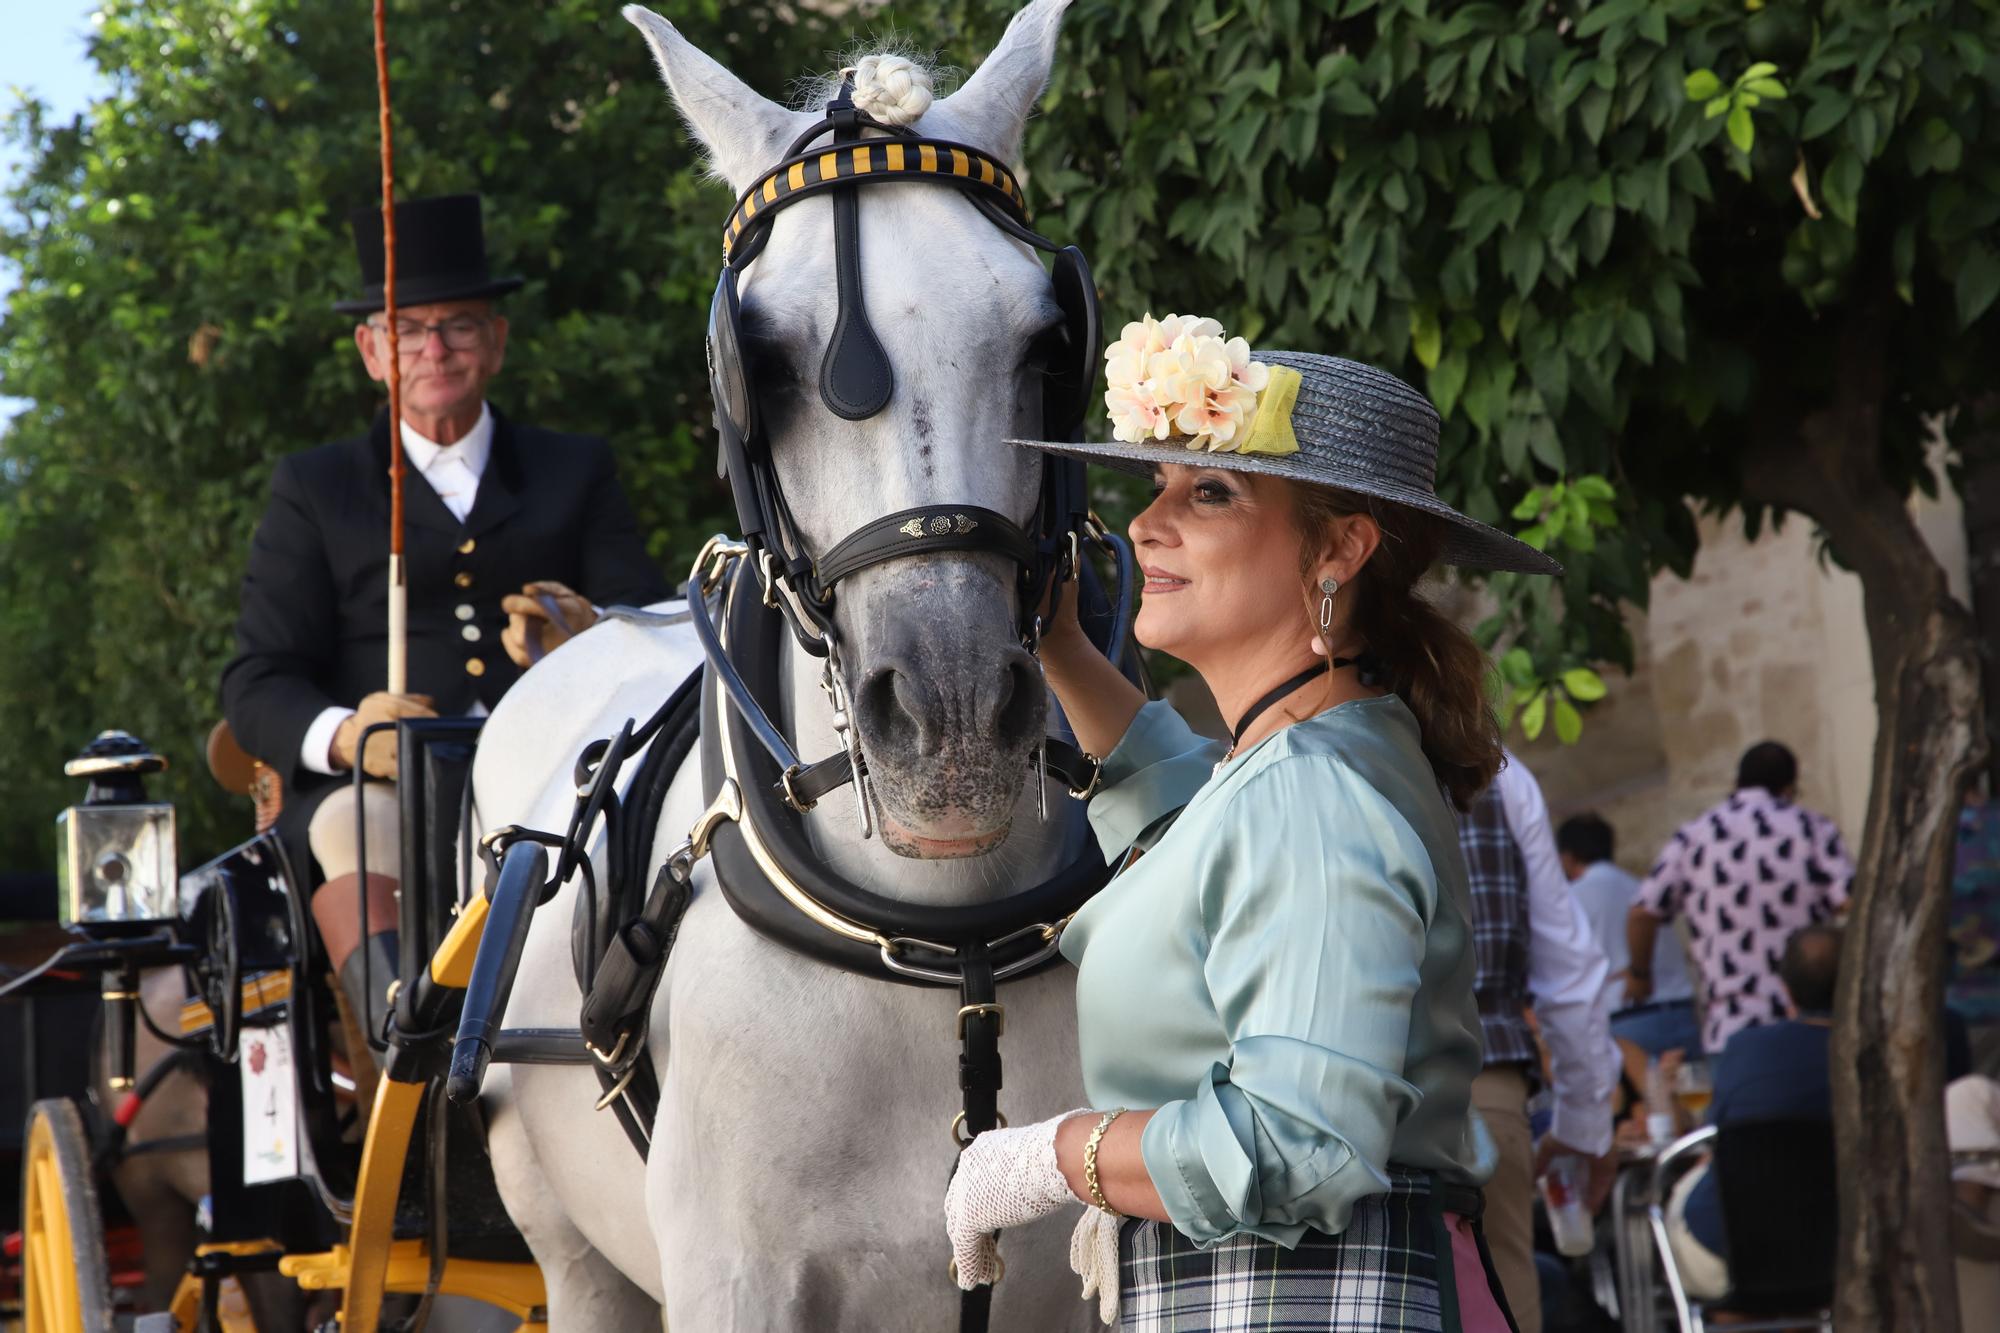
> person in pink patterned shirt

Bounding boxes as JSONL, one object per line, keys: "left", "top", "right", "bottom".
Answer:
{"left": 1626, "top": 741, "right": 1854, "bottom": 1056}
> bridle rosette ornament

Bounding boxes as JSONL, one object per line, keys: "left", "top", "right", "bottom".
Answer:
{"left": 1103, "top": 313, "right": 1302, "bottom": 457}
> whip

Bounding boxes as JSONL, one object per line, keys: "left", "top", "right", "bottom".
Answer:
{"left": 372, "top": 0, "right": 407, "bottom": 692}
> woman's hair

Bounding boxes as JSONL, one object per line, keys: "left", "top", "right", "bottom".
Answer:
{"left": 1290, "top": 483, "right": 1502, "bottom": 810}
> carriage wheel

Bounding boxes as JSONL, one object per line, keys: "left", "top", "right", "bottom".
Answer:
{"left": 19, "top": 1099, "right": 114, "bottom": 1333}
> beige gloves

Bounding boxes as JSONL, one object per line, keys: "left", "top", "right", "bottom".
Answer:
{"left": 1069, "top": 1209, "right": 1122, "bottom": 1325}
{"left": 330, "top": 692, "right": 437, "bottom": 779}
{"left": 943, "top": 1110, "right": 1089, "bottom": 1290}
{"left": 501, "top": 580, "right": 598, "bottom": 668}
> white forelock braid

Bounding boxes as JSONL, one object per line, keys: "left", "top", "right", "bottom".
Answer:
{"left": 850, "top": 53, "right": 935, "bottom": 126}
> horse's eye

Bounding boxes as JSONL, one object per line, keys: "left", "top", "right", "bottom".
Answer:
{"left": 1018, "top": 323, "right": 1068, "bottom": 372}
{"left": 743, "top": 340, "right": 801, "bottom": 392}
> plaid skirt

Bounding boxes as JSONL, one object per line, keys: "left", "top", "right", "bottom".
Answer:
{"left": 1117, "top": 1167, "right": 1510, "bottom": 1333}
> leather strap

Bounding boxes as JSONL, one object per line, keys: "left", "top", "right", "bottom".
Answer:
{"left": 811, "top": 505, "right": 1037, "bottom": 593}
{"left": 955, "top": 945, "right": 1002, "bottom": 1332}
{"left": 816, "top": 89, "right": 895, "bottom": 421}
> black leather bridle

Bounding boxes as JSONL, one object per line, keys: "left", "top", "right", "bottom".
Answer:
{"left": 704, "top": 79, "right": 1103, "bottom": 661}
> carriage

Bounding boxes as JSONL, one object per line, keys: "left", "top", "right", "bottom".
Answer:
{"left": 8, "top": 721, "right": 551, "bottom": 1333}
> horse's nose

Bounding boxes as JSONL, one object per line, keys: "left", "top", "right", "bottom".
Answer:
{"left": 855, "top": 640, "right": 1044, "bottom": 757}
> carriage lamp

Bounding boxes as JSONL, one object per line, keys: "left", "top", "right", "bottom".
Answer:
{"left": 55, "top": 729, "right": 178, "bottom": 928}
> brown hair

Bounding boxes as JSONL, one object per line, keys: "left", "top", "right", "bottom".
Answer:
{"left": 1291, "top": 483, "right": 1501, "bottom": 810}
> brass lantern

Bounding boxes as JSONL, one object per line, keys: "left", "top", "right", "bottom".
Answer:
{"left": 54, "top": 730, "right": 178, "bottom": 926}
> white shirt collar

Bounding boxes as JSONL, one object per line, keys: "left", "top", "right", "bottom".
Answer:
{"left": 398, "top": 401, "right": 494, "bottom": 479}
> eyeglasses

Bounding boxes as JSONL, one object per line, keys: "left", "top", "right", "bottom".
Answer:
{"left": 367, "top": 314, "right": 492, "bottom": 352}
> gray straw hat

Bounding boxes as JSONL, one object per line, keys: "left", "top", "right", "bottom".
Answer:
{"left": 1009, "top": 349, "right": 1562, "bottom": 577}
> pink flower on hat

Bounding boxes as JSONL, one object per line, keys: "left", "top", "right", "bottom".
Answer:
{"left": 1104, "top": 313, "right": 1273, "bottom": 451}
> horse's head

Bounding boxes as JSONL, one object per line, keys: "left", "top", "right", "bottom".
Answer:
{"left": 629, "top": 1, "right": 1076, "bottom": 860}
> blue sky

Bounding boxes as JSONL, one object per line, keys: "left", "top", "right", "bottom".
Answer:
{"left": 1, "top": 0, "right": 103, "bottom": 418}
{"left": 1, "top": 0, "right": 103, "bottom": 188}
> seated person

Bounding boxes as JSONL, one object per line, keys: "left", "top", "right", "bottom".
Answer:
{"left": 1948, "top": 1073, "right": 2000, "bottom": 1331}
{"left": 1664, "top": 924, "right": 1839, "bottom": 1298}
{"left": 1558, "top": 811, "right": 1699, "bottom": 1057}
{"left": 220, "top": 194, "right": 667, "bottom": 1051}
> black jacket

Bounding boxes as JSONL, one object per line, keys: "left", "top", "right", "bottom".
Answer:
{"left": 221, "top": 406, "right": 669, "bottom": 851}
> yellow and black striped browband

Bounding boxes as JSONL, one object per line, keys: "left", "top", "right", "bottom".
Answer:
{"left": 723, "top": 138, "right": 1028, "bottom": 263}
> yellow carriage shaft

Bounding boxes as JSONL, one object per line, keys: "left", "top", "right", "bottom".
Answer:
{"left": 176, "top": 969, "right": 293, "bottom": 1035}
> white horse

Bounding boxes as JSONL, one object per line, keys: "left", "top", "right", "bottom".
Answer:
{"left": 473, "top": 3, "right": 1101, "bottom": 1327}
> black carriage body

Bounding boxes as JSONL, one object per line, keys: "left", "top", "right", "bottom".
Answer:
{"left": 12, "top": 718, "right": 533, "bottom": 1264}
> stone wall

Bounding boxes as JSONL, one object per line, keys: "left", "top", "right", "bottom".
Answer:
{"left": 1517, "top": 469, "right": 1970, "bottom": 877}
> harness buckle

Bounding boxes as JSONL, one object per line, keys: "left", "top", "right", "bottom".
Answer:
{"left": 955, "top": 1002, "right": 1006, "bottom": 1040}
{"left": 757, "top": 550, "right": 784, "bottom": 610}
{"left": 687, "top": 779, "right": 744, "bottom": 862}
{"left": 950, "top": 1109, "right": 1010, "bottom": 1148}
{"left": 691, "top": 535, "right": 750, "bottom": 598}
{"left": 593, "top": 1059, "right": 638, "bottom": 1111}
{"left": 585, "top": 1029, "right": 630, "bottom": 1068}
{"left": 779, "top": 763, "right": 818, "bottom": 813}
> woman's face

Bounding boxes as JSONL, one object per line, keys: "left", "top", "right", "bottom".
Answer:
{"left": 1128, "top": 464, "right": 1315, "bottom": 670}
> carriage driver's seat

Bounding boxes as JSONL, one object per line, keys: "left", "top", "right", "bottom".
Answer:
{"left": 206, "top": 720, "right": 284, "bottom": 833}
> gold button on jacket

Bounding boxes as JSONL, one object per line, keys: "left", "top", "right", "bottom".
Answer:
{"left": 464, "top": 657, "right": 487, "bottom": 677}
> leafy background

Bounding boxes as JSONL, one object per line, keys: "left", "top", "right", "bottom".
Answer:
{"left": 3, "top": 0, "right": 1997, "bottom": 869}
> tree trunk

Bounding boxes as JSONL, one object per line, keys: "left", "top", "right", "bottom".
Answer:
{"left": 1956, "top": 395, "right": 2000, "bottom": 795}
{"left": 1741, "top": 293, "right": 1986, "bottom": 1332}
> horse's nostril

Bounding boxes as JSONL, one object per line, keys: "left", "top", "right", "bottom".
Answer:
{"left": 989, "top": 649, "right": 1046, "bottom": 745}
{"left": 854, "top": 647, "right": 1044, "bottom": 757}
{"left": 857, "top": 661, "right": 932, "bottom": 755}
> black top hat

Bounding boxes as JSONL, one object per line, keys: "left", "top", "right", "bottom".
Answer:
{"left": 333, "top": 193, "right": 524, "bottom": 315}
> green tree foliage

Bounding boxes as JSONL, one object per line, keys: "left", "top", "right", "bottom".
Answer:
{"left": 0, "top": 0, "right": 846, "bottom": 865}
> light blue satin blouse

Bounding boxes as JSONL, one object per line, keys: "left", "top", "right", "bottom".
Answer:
{"left": 1059, "top": 696, "right": 1495, "bottom": 1248}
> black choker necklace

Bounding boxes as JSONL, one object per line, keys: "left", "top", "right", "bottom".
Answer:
{"left": 1228, "top": 653, "right": 1382, "bottom": 750}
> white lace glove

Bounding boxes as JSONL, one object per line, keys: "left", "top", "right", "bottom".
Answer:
{"left": 943, "top": 1110, "right": 1089, "bottom": 1289}
{"left": 1069, "top": 1207, "right": 1122, "bottom": 1325}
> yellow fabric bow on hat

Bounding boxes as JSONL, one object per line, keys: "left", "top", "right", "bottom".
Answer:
{"left": 1232, "top": 364, "right": 1302, "bottom": 458}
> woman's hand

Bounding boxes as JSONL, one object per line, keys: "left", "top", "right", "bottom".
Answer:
{"left": 1036, "top": 564, "right": 1087, "bottom": 652}
{"left": 943, "top": 1111, "right": 1090, "bottom": 1289}
{"left": 1032, "top": 566, "right": 1145, "bottom": 763}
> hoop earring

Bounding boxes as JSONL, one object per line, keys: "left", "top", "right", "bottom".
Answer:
{"left": 1318, "top": 576, "right": 1340, "bottom": 632}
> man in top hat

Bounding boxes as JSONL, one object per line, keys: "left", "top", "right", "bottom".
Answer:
{"left": 221, "top": 194, "right": 668, "bottom": 1049}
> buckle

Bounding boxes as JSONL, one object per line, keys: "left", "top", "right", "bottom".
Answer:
{"left": 779, "top": 763, "right": 818, "bottom": 813}
{"left": 690, "top": 535, "right": 750, "bottom": 598}
{"left": 950, "top": 1109, "right": 1011, "bottom": 1148}
{"left": 955, "top": 1002, "right": 1006, "bottom": 1039}
{"left": 1067, "top": 753, "right": 1103, "bottom": 801}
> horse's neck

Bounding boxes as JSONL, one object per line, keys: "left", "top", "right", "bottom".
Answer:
{"left": 778, "top": 630, "right": 1085, "bottom": 907}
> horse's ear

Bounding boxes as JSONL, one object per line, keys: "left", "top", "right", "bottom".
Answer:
{"left": 623, "top": 6, "right": 802, "bottom": 195}
{"left": 932, "top": 0, "right": 1072, "bottom": 165}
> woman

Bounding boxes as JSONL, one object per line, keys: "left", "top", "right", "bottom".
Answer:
{"left": 943, "top": 313, "right": 1562, "bottom": 1330}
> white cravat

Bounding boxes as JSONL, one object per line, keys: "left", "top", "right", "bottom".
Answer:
{"left": 296, "top": 403, "right": 496, "bottom": 775}
{"left": 399, "top": 403, "right": 494, "bottom": 523}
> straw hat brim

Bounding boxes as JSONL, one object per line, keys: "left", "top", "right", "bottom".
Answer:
{"left": 1007, "top": 434, "right": 1564, "bottom": 577}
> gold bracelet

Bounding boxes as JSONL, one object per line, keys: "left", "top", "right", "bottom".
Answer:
{"left": 1084, "top": 1108, "right": 1127, "bottom": 1217}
